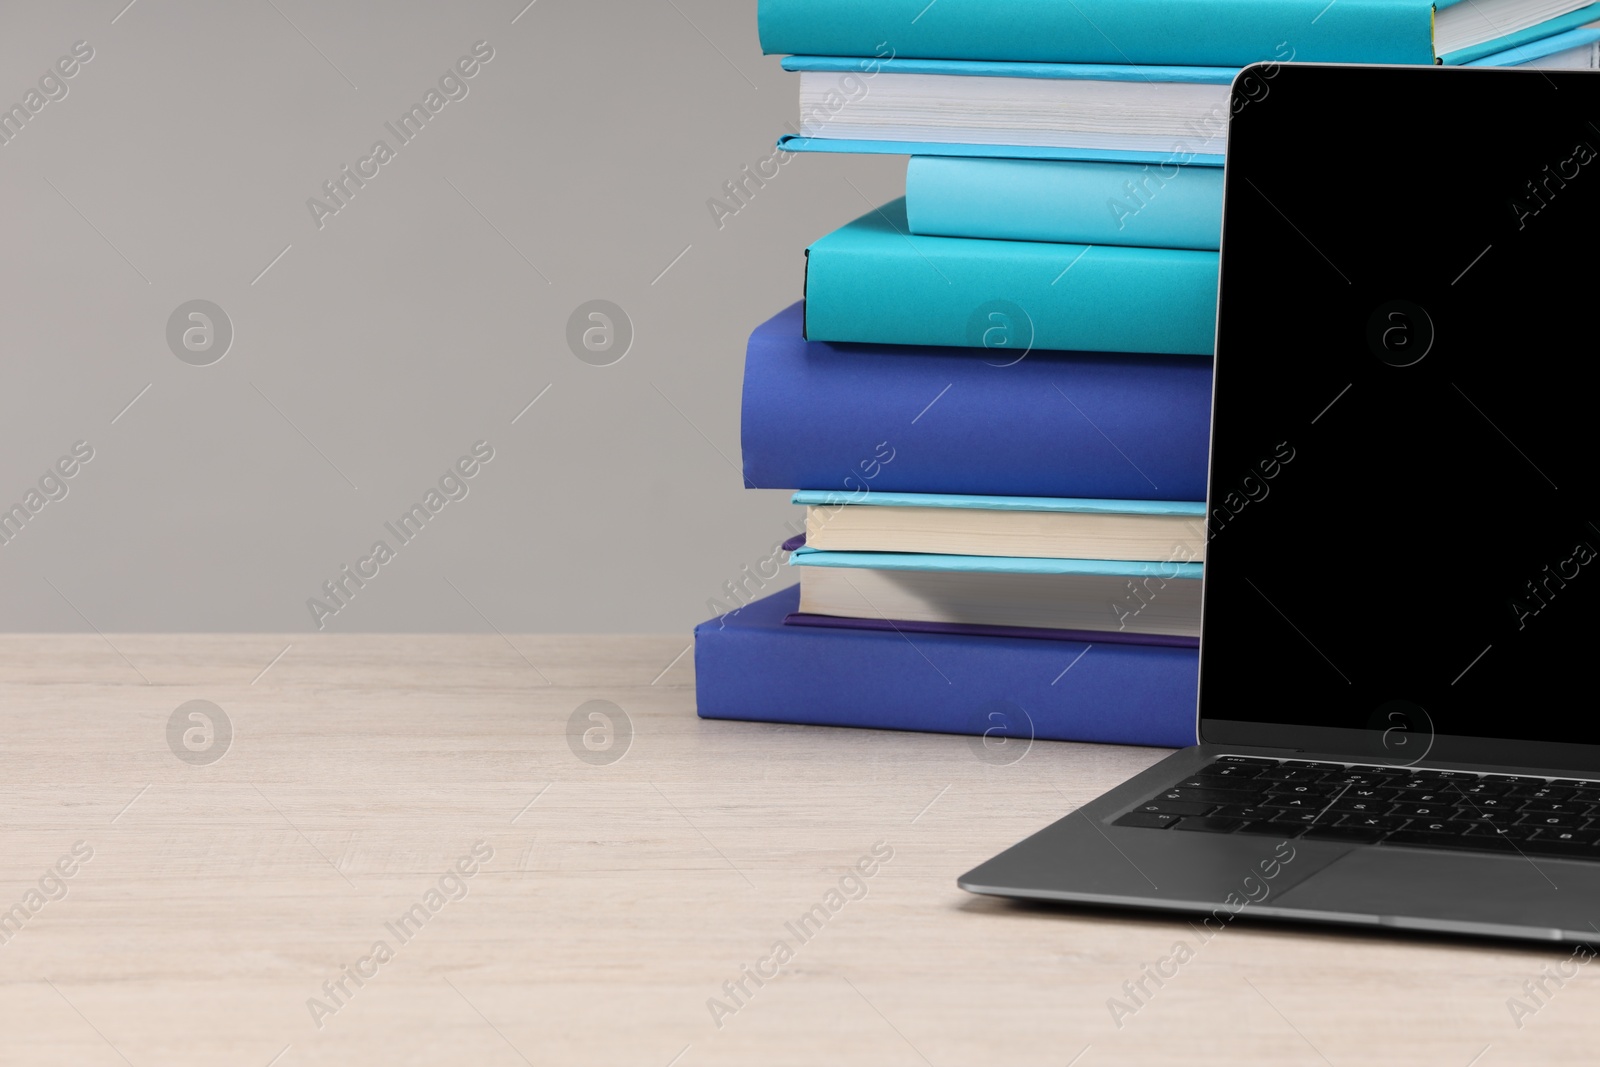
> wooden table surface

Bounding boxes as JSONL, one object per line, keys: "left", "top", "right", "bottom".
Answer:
{"left": 1, "top": 634, "right": 1594, "bottom": 1065}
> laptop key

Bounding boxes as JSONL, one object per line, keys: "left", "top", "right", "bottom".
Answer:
{"left": 1330, "top": 799, "right": 1398, "bottom": 815}
{"left": 1518, "top": 813, "right": 1591, "bottom": 830}
{"left": 1454, "top": 782, "right": 1512, "bottom": 797}
{"left": 1270, "top": 810, "right": 1329, "bottom": 825}
{"left": 1392, "top": 803, "right": 1450, "bottom": 818}
{"left": 1212, "top": 804, "right": 1277, "bottom": 820}
{"left": 1195, "top": 764, "right": 1266, "bottom": 781}
{"left": 1172, "top": 817, "right": 1246, "bottom": 833}
{"left": 1174, "top": 776, "right": 1261, "bottom": 792}
{"left": 1161, "top": 788, "right": 1247, "bottom": 804}
{"left": 1337, "top": 814, "right": 1409, "bottom": 832}
{"left": 1234, "top": 821, "right": 1300, "bottom": 836}
{"left": 1518, "top": 801, "right": 1586, "bottom": 816}
{"left": 1257, "top": 767, "right": 1329, "bottom": 783}
{"left": 1135, "top": 800, "right": 1217, "bottom": 817}
{"left": 1532, "top": 828, "right": 1600, "bottom": 846}
{"left": 1259, "top": 796, "right": 1324, "bottom": 810}
{"left": 1326, "top": 772, "right": 1397, "bottom": 787}
{"left": 1267, "top": 782, "right": 1341, "bottom": 796}
{"left": 1114, "top": 812, "right": 1182, "bottom": 829}
{"left": 1509, "top": 786, "right": 1577, "bottom": 802}
{"left": 1450, "top": 808, "right": 1518, "bottom": 826}
{"left": 1462, "top": 820, "right": 1541, "bottom": 839}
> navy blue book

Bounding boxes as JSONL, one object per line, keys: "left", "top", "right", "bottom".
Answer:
{"left": 694, "top": 585, "right": 1199, "bottom": 748}
{"left": 741, "top": 302, "right": 1213, "bottom": 501}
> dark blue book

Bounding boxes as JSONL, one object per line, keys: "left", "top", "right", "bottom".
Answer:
{"left": 694, "top": 585, "right": 1199, "bottom": 748}
{"left": 741, "top": 302, "right": 1213, "bottom": 500}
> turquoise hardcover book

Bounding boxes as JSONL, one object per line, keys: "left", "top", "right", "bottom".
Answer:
{"left": 758, "top": 0, "right": 1600, "bottom": 67}
{"left": 905, "top": 157, "right": 1224, "bottom": 249}
{"left": 803, "top": 200, "right": 1218, "bottom": 355}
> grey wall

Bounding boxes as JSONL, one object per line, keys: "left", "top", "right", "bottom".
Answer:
{"left": 0, "top": 0, "right": 903, "bottom": 631}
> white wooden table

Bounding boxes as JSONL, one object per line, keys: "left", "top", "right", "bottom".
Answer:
{"left": 0, "top": 634, "right": 1591, "bottom": 1065}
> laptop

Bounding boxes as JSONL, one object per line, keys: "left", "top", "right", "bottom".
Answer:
{"left": 959, "top": 62, "right": 1600, "bottom": 943}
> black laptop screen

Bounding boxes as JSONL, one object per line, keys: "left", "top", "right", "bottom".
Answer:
{"left": 1200, "top": 64, "right": 1600, "bottom": 758}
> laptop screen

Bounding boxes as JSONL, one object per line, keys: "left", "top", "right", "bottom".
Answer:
{"left": 1200, "top": 64, "right": 1600, "bottom": 762}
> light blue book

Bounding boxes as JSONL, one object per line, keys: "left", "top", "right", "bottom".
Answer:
{"left": 906, "top": 157, "right": 1224, "bottom": 250}
{"left": 803, "top": 199, "right": 1218, "bottom": 355}
{"left": 759, "top": 0, "right": 1600, "bottom": 67}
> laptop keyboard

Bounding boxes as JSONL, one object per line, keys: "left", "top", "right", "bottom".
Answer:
{"left": 1114, "top": 755, "right": 1600, "bottom": 861}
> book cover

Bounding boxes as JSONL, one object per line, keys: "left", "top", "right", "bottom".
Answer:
{"left": 694, "top": 584, "right": 1200, "bottom": 747}
{"left": 741, "top": 302, "right": 1213, "bottom": 500}
{"left": 906, "top": 156, "right": 1224, "bottom": 250}
{"left": 758, "top": 0, "right": 1600, "bottom": 66}
{"left": 792, "top": 490, "right": 1207, "bottom": 514}
{"left": 804, "top": 200, "right": 1218, "bottom": 355}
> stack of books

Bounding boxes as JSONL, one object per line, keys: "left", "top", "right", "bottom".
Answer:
{"left": 693, "top": 0, "right": 1600, "bottom": 749}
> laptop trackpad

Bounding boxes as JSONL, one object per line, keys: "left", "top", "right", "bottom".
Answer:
{"left": 1274, "top": 847, "right": 1600, "bottom": 937}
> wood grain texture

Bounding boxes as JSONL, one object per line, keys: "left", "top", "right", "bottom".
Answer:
{"left": 0, "top": 634, "right": 1593, "bottom": 1065}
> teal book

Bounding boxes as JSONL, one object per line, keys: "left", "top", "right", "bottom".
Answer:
{"left": 758, "top": 0, "right": 1600, "bottom": 67}
{"left": 906, "top": 157, "right": 1224, "bottom": 250}
{"left": 804, "top": 200, "right": 1218, "bottom": 355}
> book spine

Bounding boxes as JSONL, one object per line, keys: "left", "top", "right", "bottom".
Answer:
{"left": 693, "top": 597, "right": 1199, "bottom": 747}
{"left": 740, "top": 302, "right": 1213, "bottom": 500}
{"left": 906, "top": 157, "right": 1224, "bottom": 251}
{"left": 804, "top": 201, "right": 1218, "bottom": 355}
{"left": 757, "top": 0, "right": 1433, "bottom": 66}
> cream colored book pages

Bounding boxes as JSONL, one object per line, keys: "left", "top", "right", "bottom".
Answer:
{"left": 805, "top": 504, "right": 1207, "bottom": 562}
{"left": 798, "top": 71, "right": 1231, "bottom": 152}
{"left": 797, "top": 566, "right": 1203, "bottom": 637}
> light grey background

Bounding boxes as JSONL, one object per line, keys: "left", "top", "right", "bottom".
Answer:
{"left": 0, "top": 0, "right": 903, "bottom": 631}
